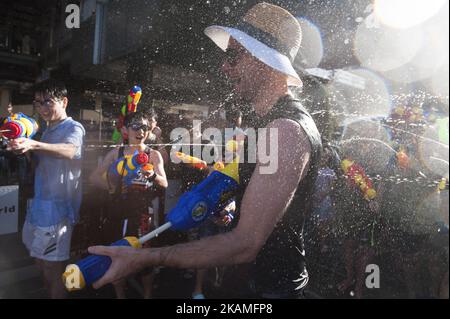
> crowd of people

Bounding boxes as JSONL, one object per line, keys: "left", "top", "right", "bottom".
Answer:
{"left": 0, "top": 2, "right": 448, "bottom": 299}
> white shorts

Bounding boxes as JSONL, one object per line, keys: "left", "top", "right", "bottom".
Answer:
{"left": 22, "top": 219, "right": 74, "bottom": 262}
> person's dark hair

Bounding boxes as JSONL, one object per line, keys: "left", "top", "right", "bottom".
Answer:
{"left": 34, "top": 80, "right": 68, "bottom": 100}
{"left": 123, "top": 110, "right": 151, "bottom": 127}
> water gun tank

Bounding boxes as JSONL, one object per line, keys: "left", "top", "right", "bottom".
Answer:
{"left": 0, "top": 113, "right": 38, "bottom": 139}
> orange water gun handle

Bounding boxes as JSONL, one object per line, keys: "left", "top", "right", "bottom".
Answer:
{"left": 175, "top": 152, "right": 208, "bottom": 170}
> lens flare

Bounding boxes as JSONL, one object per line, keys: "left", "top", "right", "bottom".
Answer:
{"left": 339, "top": 135, "right": 396, "bottom": 174}
{"left": 354, "top": 23, "right": 424, "bottom": 73}
{"left": 327, "top": 68, "right": 392, "bottom": 120}
{"left": 374, "top": 0, "right": 446, "bottom": 29}
{"left": 295, "top": 17, "right": 324, "bottom": 69}
{"left": 412, "top": 190, "right": 445, "bottom": 235}
{"left": 341, "top": 119, "right": 391, "bottom": 143}
{"left": 356, "top": 1, "right": 448, "bottom": 84}
{"left": 417, "top": 124, "right": 449, "bottom": 177}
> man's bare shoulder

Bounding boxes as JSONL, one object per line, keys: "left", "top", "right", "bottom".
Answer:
{"left": 266, "top": 118, "right": 311, "bottom": 154}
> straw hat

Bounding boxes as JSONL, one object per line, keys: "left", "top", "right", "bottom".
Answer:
{"left": 205, "top": 2, "right": 303, "bottom": 86}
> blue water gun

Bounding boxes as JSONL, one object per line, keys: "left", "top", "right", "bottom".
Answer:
{"left": 63, "top": 159, "right": 240, "bottom": 291}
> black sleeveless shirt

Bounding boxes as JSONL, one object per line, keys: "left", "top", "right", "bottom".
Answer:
{"left": 238, "top": 95, "right": 322, "bottom": 297}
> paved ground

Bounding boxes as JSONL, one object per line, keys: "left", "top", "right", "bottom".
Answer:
{"left": 1, "top": 228, "right": 446, "bottom": 299}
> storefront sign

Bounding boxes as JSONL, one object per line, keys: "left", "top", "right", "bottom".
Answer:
{"left": 0, "top": 185, "right": 19, "bottom": 235}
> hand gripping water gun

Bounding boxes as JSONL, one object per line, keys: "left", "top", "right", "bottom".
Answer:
{"left": 216, "top": 199, "right": 237, "bottom": 226}
{"left": 63, "top": 158, "right": 240, "bottom": 291}
{"left": 167, "top": 158, "right": 239, "bottom": 229}
{"left": 112, "top": 86, "right": 142, "bottom": 143}
{"left": 341, "top": 159, "right": 377, "bottom": 201}
{"left": 129, "top": 163, "right": 155, "bottom": 189}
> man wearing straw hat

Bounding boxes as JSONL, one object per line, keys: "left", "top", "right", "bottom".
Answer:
{"left": 89, "top": 2, "right": 322, "bottom": 298}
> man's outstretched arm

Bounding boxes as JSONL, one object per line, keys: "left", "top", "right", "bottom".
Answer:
{"left": 7, "top": 125, "right": 84, "bottom": 160}
{"left": 8, "top": 138, "right": 78, "bottom": 159}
